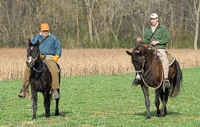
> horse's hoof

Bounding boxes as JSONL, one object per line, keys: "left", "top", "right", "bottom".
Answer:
{"left": 157, "top": 111, "right": 161, "bottom": 116}
{"left": 55, "top": 109, "right": 60, "bottom": 116}
{"left": 45, "top": 113, "right": 50, "bottom": 118}
{"left": 46, "top": 116, "right": 50, "bottom": 118}
{"left": 157, "top": 113, "right": 165, "bottom": 117}
{"left": 55, "top": 112, "right": 60, "bottom": 116}
{"left": 165, "top": 111, "right": 167, "bottom": 115}
{"left": 32, "top": 117, "right": 36, "bottom": 120}
{"left": 145, "top": 115, "right": 151, "bottom": 119}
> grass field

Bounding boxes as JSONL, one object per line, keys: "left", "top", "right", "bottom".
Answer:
{"left": 0, "top": 67, "right": 200, "bottom": 126}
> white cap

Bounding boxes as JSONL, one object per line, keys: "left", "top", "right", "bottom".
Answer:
{"left": 150, "top": 13, "right": 158, "bottom": 18}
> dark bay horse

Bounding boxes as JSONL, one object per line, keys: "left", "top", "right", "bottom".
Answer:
{"left": 126, "top": 44, "right": 182, "bottom": 119}
{"left": 26, "top": 40, "right": 60, "bottom": 119}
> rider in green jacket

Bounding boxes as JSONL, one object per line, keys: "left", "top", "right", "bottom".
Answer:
{"left": 142, "top": 24, "right": 170, "bottom": 49}
{"left": 137, "top": 13, "right": 170, "bottom": 88}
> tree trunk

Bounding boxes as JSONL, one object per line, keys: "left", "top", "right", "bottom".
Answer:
{"left": 85, "top": 0, "right": 94, "bottom": 42}
{"left": 194, "top": 0, "right": 200, "bottom": 50}
{"left": 76, "top": 0, "right": 80, "bottom": 47}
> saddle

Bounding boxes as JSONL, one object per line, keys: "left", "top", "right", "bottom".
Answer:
{"left": 56, "top": 63, "right": 61, "bottom": 73}
{"left": 42, "top": 60, "right": 61, "bottom": 73}
{"left": 153, "top": 49, "right": 176, "bottom": 66}
{"left": 166, "top": 51, "right": 176, "bottom": 66}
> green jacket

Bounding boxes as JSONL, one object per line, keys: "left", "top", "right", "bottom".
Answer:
{"left": 142, "top": 24, "right": 170, "bottom": 49}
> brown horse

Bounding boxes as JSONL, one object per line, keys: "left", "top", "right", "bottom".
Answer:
{"left": 126, "top": 44, "right": 182, "bottom": 119}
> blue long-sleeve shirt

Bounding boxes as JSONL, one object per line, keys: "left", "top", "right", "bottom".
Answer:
{"left": 32, "top": 33, "right": 62, "bottom": 57}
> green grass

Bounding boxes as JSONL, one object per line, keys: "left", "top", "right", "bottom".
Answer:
{"left": 0, "top": 67, "right": 200, "bottom": 127}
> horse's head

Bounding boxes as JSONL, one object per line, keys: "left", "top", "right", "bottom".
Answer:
{"left": 126, "top": 45, "right": 148, "bottom": 85}
{"left": 26, "top": 40, "right": 40, "bottom": 68}
{"left": 126, "top": 45, "right": 147, "bottom": 72}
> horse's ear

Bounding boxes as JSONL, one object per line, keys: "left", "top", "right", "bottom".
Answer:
{"left": 126, "top": 51, "right": 132, "bottom": 56}
{"left": 28, "top": 39, "right": 32, "bottom": 47}
{"left": 36, "top": 40, "right": 40, "bottom": 47}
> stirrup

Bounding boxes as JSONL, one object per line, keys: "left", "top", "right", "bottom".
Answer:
{"left": 164, "top": 79, "right": 170, "bottom": 88}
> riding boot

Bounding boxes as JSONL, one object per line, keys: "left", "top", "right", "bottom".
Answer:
{"left": 52, "top": 89, "right": 60, "bottom": 99}
{"left": 18, "top": 86, "right": 29, "bottom": 98}
{"left": 164, "top": 79, "right": 170, "bottom": 88}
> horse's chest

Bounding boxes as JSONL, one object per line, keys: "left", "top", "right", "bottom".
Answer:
{"left": 143, "top": 72, "right": 162, "bottom": 87}
{"left": 30, "top": 79, "right": 51, "bottom": 91}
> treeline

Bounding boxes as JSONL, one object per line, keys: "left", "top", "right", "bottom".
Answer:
{"left": 0, "top": 0, "right": 199, "bottom": 49}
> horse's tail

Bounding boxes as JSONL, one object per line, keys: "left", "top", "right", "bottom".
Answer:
{"left": 169, "top": 60, "right": 183, "bottom": 97}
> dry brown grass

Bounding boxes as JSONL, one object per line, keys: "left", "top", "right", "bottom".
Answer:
{"left": 0, "top": 48, "right": 200, "bottom": 80}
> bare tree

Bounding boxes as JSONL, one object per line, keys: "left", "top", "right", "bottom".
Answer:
{"left": 76, "top": 0, "right": 80, "bottom": 47}
{"left": 191, "top": 0, "right": 200, "bottom": 50}
{"left": 84, "top": 0, "right": 95, "bottom": 42}
{"left": 0, "top": 0, "right": 199, "bottom": 49}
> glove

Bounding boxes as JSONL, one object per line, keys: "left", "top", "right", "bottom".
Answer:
{"left": 53, "top": 55, "right": 59, "bottom": 62}
{"left": 40, "top": 54, "right": 45, "bottom": 59}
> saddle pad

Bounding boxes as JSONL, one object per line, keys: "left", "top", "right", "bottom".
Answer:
{"left": 43, "top": 60, "right": 61, "bottom": 73}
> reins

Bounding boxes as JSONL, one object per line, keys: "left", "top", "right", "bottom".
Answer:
{"left": 143, "top": 51, "right": 156, "bottom": 76}
{"left": 142, "top": 73, "right": 163, "bottom": 90}
{"left": 33, "top": 59, "right": 44, "bottom": 73}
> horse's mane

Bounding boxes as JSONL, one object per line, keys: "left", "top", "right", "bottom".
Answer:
{"left": 133, "top": 44, "right": 152, "bottom": 57}
{"left": 28, "top": 40, "right": 40, "bottom": 47}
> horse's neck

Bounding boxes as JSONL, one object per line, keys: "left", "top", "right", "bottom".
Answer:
{"left": 34, "top": 58, "right": 43, "bottom": 70}
{"left": 144, "top": 50, "right": 156, "bottom": 68}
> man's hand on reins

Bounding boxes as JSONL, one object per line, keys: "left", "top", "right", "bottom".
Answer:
{"left": 137, "top": 37, "right": 142, "bottom": 42}
{"left": 151, "top": 41, "right": 159, "bottom": 45}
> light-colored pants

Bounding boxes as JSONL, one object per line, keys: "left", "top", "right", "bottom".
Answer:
{"left": 22, "top": 56, "right": 60, "bottom": 90}
{"left": 157, "top": 49, "right": 169, "bottom": 79}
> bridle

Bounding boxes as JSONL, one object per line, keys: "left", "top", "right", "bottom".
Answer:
{"left": 134, "top": 50, "right": 157, "bottom": 76}
{"left": 134, "top": 56, "right": 145, "bottom": 73}
{"left": 27, "top": 46, "right": 44, "bottom": 72}
{"left": 133, "top": 50, "right": 145, "bottom": 74}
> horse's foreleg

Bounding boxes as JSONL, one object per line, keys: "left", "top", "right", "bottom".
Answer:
{"left": 32, "top": 90, "right": 37, "bottom": 120}
{"left": 55, "top": 89, "right": 60, "bottom": 116}
{"left": 43, "top": 91, "right": 51, "bottom": 118}
{"left": 141, "top": 85, "right": 151, "bottom": 119}
{"left": 155, "top": 88, "right": 161, "bottom": 116}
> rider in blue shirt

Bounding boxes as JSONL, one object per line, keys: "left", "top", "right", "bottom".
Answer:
{"left": 18, "top": 22, "right": 62, "bottom": 99}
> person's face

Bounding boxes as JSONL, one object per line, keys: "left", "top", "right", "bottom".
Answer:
{"left": 150, "top": 18, "right": 158, "bottom": 26}
{"left": 41, "top": 30, "right": 49, "bottom": 37}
